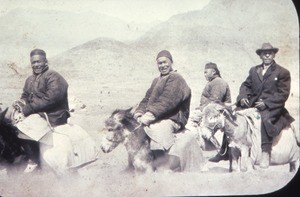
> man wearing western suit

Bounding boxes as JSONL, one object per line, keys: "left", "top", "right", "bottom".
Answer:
{"left": 236, "top": 43, "right": 294, "bottom": 169}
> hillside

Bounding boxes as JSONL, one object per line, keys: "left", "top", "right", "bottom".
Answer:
{"left": 0, "top": 8, "right": 158, "bottom": 67}
{"left": 49, "top": 0, "right": 299, "bottom": 111}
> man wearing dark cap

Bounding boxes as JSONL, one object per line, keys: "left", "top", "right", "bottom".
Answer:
{"left": 12, "top": 48, "right": 70, "bottom": 172}
{"left": 133, "top": 50, "right": 191, "bottom": 170}
{"left": 200, "top": 62, "right": 231, "bottom": 108}
{"left": 237, "top": 43, "right": 294, "bottom": 168}
{"left": 186, "top": 62, "right": 231, "bottom": 162}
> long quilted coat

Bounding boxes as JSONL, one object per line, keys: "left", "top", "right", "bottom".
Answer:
{"left": 136, "top": 71, "right": 191, "bottom": 129}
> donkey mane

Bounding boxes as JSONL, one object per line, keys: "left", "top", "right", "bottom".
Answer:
{"left": 111, "top": 108, "right": 140, "bottom": 132}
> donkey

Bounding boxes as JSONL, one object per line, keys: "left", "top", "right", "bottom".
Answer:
{"left": 0, "top": 108, "right": 27, "bottom": 168}
{"left": 100, "top": 108, "right": 206, "bottom": 173}
{"left": 201, "top": 103, "right": 299, "bottom": 172}
{"left": 6, "top": 108, "right": 99, "bottom": 176}
{"left": 100, "top": 108, "right": 154, "bottom": 172}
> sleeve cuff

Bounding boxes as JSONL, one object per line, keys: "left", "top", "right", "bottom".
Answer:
{"left": 22, "top": 105, "right": 33, "bottom": 116}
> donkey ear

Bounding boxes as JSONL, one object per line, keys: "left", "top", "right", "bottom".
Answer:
{"left": 130, "top": 103, "right": 139, "bottom": 115}
{"left": 222, "top": 108, "right": 236, "bottom": 122}
{"left": 128, "top": 107, "right": 135, "bottom": 115}
{"left": 0, "top": 107, "right": 8, "bottom": 123}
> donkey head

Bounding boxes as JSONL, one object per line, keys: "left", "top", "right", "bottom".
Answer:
{"left": 100, "top": 108, "right": 135, "bottom": 153}
{"left": 201, "top": 103, "right": 237, "bottom": 150}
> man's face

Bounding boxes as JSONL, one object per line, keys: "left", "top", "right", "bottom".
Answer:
{"left": 260, "top": 51, "right": 275, "bottom": 65}
{"left": 30, "top": 55, "right": 47, "bottom": 74}
{"left": 204, "top": 68, "right": 216, "bottom": 81}
{"left": 157, "top": 57, "right": 173, "bottom": 75}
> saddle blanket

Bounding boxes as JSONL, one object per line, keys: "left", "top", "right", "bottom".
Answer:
{"left": 16, "top": 114, "right": 98, "bottom": 169}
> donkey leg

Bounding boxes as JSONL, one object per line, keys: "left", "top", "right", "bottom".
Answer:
{"left": 240, "top": 146, "right": 250, "bottom": 172}
{"left": 228, "top": 148, "right": 233, "bottom": 172}
{"left": 229, "top": 158, "right": 233, "bottom": 172}
{"left": 236, "top": 157, "right": 241, "bottom": 172}
{"left": 168, "top": 155, "right": 181, "bottom": 172}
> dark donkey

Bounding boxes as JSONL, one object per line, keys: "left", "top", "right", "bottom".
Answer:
{"left": 0, "top": 108, "right": 25, "bottom": 164}
{"left": 101, "top": 107, "right": 206, "bottom": 173}
{"left": 100, "top": 108, "right": 154, "bottom": 172}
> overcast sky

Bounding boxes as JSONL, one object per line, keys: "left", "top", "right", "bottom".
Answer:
{"left": 0, "top": 0, "right": 211, "bottom": 22}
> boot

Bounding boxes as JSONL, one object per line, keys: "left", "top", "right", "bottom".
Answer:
{"left": 208, "top": 153, "right": 229, "bottom": 162}
{"left": 259, "top": 151, "right": 270, "bottom": 169}
{"left": 209, "top": 134, "right": 229, "bottom": 163}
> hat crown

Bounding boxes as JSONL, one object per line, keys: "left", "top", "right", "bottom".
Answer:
{"left": 256, "top": 42, "right": 278, "bottom": 55}
{"left": 261, "top": 43, "right": 275, "bottom": 50}
{"left": 205, "top": 62, "right": 218, "bottom": 70}
{"left": 30, "top": 48, "right": 46, "bottom": 57}
{"left": 156, "top": 50, "right": 173, "bottom": 62}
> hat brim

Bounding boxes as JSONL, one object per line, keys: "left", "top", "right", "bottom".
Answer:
{"left": 256, "top": 48, "right": 279, "bottom": 55}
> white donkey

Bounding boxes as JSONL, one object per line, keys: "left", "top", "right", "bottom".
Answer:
{"left": 201, "top": 103, "right": 299, "bottom": 172}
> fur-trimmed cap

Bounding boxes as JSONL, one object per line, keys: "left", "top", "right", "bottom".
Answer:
{"left": 156, "top": 50, "right": 173, "bottom": 62}
{"left": 30, "top": 49, "right": 46, "bottom": 57}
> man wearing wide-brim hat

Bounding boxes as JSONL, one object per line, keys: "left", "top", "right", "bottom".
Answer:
{"left": 237, "top": 43, "right": 295, "bottom": 169}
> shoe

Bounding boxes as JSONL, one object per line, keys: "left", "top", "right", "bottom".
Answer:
{"left": 24, "top": 159, "right": 38, "bottom": 173}
{"left": 208, "top": 153, "right": 229, "bottom": 162}
{"left": 259, "top": 151, "right": 270, "bottom": 169}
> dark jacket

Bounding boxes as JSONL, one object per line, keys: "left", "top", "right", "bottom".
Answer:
{"left": 237, "top": 61, "right": 294, "bottom": 137}
{"left": 136, "top": 71, "right": 191, "bottom": 129}
{"left": 21, "top": 67, "right": 70, "bottom": 126}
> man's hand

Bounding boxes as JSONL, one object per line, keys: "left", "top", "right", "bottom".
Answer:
{"left": 138, "top": 112, "right": 155, "bottom": 126}
{"left": 240, "top": 98, "right": 250, "bottom": 108}
{"left": 14, "top": 112, "right": 25, "bottom": 123}
{"left": 133, "top": 112, "right": 143, "bottom": 120}
{"left": 255, "top": 100, "right": 267, "bottom": 111}
{"left": 12, "top": 99, "right": 26, "bottom": 112}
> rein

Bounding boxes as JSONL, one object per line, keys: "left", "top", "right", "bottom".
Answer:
{"left": 131, "top": 124, "right": 144, "bottom": 133}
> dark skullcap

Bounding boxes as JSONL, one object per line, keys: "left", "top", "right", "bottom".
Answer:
{"left": 156, "top": 50, "right": 173, "bottom": 63}
{"left": 205, "top": 62, "right": 221, "bottom": 78}
{"left": 30, "top": 49, "right": 46, "bottom": 57}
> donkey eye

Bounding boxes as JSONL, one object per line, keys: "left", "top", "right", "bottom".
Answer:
{"left": 108, "top": 128, "right": 114, "bottom": 131}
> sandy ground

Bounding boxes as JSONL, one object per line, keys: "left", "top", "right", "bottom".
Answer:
{"left": 0, "top": 145, "right": 298, "bottom": 197}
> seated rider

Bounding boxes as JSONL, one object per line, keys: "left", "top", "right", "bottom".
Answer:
{"left": 133, "top": 50, "right": 191, "bottom": 170}
{"left": 236, "top": 43, "right": 294, "bottom": 169}
{"left": 12, "top": 49, "right": 70, "bottom": 172}
{"left": 185, "top": 62, "right": 231, "bottom": 162}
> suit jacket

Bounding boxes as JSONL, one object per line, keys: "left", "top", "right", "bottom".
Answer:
{"left": 237, "top": 61, "right": 294, "bottom": 137}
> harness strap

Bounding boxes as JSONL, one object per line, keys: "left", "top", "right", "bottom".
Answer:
{"left": 43, "top": 112, "right": 54, "bottom": 132}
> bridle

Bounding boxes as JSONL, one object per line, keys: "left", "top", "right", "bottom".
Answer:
{"left": 202, "top": 111, "right": 227, "bottom": 155}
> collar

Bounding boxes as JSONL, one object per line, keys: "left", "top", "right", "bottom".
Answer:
{"left": 208, "top": 75, "right": 219, "bottom": 82}
{"left": 160, "top": 69, "right": 176, "bottom": 77}
{"left": 33, "top": 65, "right": 49, "bottom": 76}
{"left": 261, "top": 61, "right": 275, "bottom": 69}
